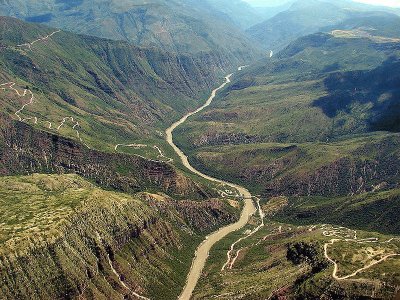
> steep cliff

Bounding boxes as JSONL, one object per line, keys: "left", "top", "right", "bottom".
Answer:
{"left": 189, "top": 135, "right": 400, "bottom": 198}
{"left": 0, "top": 116, "right": 212, "bottom": 199}
{"left": 0, "top": 174, "right": 238, "bottom": 300}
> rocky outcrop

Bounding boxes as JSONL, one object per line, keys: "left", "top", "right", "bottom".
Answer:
{"left": 0, "top": 194, "right": 162, "bottom": 300}
{"left": 0, "top": 174, "right": 238, "bottom": 300}
{"left": 264, "top": 143, "right": 400, "bottom": 197}
{"left": 0, "top": 119, "right": 212, "bottom": 199}
{"left": 191, "top": 136, "right": 400, "bottom": 198}
{"left": 143, "top": 194, "right": 239, "bottom": 233}
{"left": 193, "top": 132, "right": 262, "bottom": 148}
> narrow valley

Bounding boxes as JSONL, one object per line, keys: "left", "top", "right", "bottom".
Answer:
{"left": 1, "top": 0, "right": 400, "bottom": 299}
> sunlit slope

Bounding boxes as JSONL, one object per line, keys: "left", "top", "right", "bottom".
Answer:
{"left": 0, "top": 16, "right": 241, "bottom": 152}
{"left": 0, "top": 173, "right": 239, "bottom": 300}
{"left": 172, "top": 18, "right": 400, "bottom": 233}
{"left": 0, "top": 0, "right": 262, "bottom": 58}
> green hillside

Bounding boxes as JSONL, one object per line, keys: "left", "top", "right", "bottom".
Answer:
{"left": 275, "top": 188, "right": 400, "bottom": 234}
{"left": 0, "top": 16, "right": 252, "bottom": 153}
{"left": 0, "top": 173, "right": 239, "bottom": 300}
{"left": 1, "top": 2, "right": 400, "bottom": 300}
{"left": 0, "top": 0, "right": 262, "bottom": 57}
{"left": 173, "top": 20, "right": 400, "bottom": 233}
{"left": 192, "top": 206, "right": 400, "bottom": 299}
{"left": 174, "top": 32, "right": 400, "bottom": 149}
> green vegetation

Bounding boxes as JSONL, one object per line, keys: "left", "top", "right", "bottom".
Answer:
{"left": 275, "top": 188, "right": 400, "bottom": 235}
{"left": 175, "top": 32, "right": 400, "bottom": 151}
{"left": 0, "top": 174, "right": 93, "bottom": 247}
{"left": 173, "top": 24, "right": 400, "bottom": 235}
{"left": 0, "top": 16, "right": 237, "bottom": 154}
{"left": 192, "top": 208, "right": 400, "bottom": 299}
{"left": 174, "top": 133, "right": 400, "bottom": 196}
{"left": 167, "top": 17, "right": 400, "bottom": 299}
{"left": 0, "top": 173, "right": 240, "bottom": 300}
{"left": 0, "top": 0, "right": 262, "bottom": 57}
{"left": 1, "top": 3, "right": 400, "bottom": 299}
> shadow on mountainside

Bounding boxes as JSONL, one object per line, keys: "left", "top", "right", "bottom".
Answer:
{"left": 313, "top": 57, "right": 400, "bottom": 132}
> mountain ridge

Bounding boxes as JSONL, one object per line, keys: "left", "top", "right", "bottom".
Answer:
{"left": 0, "top": 0, "right": 263, "bottom": 57}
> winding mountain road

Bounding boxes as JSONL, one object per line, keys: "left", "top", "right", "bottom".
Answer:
{"left": 165, "top": 73, "right": 256, "bottom": 300}
{"left": 17, "top": 30, "right": 61, "bottom": 50}
{"left": 321, "top": 225, "right": 400, "bottom": 280}
{"left": 1, "top": 30, "right": 91, "bottom": 149}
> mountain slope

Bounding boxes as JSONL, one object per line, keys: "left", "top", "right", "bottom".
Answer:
{"left": 246, "top": 0, "right": 400, "bottom": 52}
{"left": 175, "top": 31, "right": 400, "bottom": 150}
{"left": 201, "top": 0, "right": 289, "bottom": 30}
{"left": 247, "top": 0, "right": 351, "bottom": 51}
{"left": 0, "top": 16, "right": 255, "bottom": 153}
{"left": 0, "top": 173, "right": 238, "bottom": 300}
{"left": 173, "top": 20, "right": 400, "bottom": 209}
{"left": 0, "top": 17, "right": 246, "bottom": 300}
{"left": 0, "top": 0, "right": 262, "bottom": 57}
{"left": 170, "top": 13, "right": 400, "bottom": 299}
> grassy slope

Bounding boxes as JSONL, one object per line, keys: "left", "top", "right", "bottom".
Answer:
{"left": 275, "top": 188, "right": 400, "bottom": 235}
{"left": 171, "top": 22, "right": 400, "bottom": 298}
{"left": 0, "top": 173, "right": 240, "bottom": 300}
{"left": 0, "top": 0, "right": 262, "bottom": 58}
{"left": 175, "top": 32, "right": 400, "bottom": 149}
{"left": 0, "top": 17, "right": 220, "bottom": 152}
{"left": 192, "top": 197, "right": 400, "bottom": 299}
{"left": 173, "top": 32, "right": 400, "bottom": 198}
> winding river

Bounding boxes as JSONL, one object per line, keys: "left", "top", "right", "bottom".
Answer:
{"left": 165, "top": 73, "right": 257, "bottom": 300}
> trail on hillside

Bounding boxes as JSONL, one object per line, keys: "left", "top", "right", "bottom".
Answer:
{"left": 318, "top": 225, "right": 400, "bottom": 280}
{"left": 0, "top": 30, "right": 91, "bottom": 149}
{"left": 17, "top": 30, "right": 61, "bottom": 50}
{"left": 221, "top": 197, "right": 265, "bottom": 271}
{"left": 114, "top": 143, "right": 173, "bottom": 163}
{"left": 165, "top": 72, "right": 256, "bottom": 300}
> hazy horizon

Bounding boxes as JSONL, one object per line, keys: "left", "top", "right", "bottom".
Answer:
{"left": 243, "top": 0, "right": 400, "bottom": 7}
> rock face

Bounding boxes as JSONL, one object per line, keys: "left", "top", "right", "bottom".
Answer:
{"left": 263, "top": 138, "right": 400, "bottom": 197}
{"left": 193, "top": 132, "right": 262, "bottom": 148}
{"left": 145, "top": 195, "right": 238, "bottom": 233}
{"left": 0, "top": 174, "right": 238, "bottom": 300}
{"left": 0, "top": 192, "right": 160, "bottom": 300}
{"left": 0, "top": 118, "right": 212, "bottom": 199}
{"left": 191, "top": 136, "right": 400, "bottom": 198}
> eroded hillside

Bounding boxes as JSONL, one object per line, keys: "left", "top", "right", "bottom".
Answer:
{"left": 0, "top": 174, "right": 239, "bottom": 300}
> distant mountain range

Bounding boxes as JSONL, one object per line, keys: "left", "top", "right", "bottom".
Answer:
{"left": 247, "top": 0, "right": 400, "bottom": 51}
{"left": 0, "top": 0, "right": 263, "bottom": 55}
